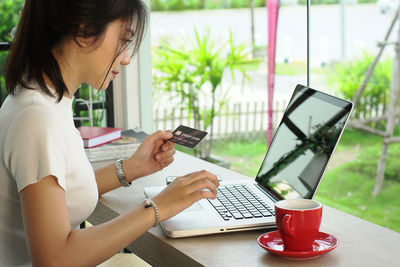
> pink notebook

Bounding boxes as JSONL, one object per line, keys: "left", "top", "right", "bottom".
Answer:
{"left": 78, "top": 126, "right": 122, "bottom": 148}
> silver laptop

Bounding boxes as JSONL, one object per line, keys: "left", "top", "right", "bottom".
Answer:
{"left": 144, "top": 84, "right": 353, "bottom": 238}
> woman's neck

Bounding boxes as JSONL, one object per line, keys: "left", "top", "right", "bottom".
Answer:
{"left": 51, "top": 44, "right": 83, "bottom": 98}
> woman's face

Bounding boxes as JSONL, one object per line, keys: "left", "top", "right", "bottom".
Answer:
{"left": 83, "top": 20, "right": 132, "bottom": 90}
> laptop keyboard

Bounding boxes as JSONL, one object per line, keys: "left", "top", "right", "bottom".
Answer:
{"left": 208, "top": 184, "right": 275, "bottom": 221}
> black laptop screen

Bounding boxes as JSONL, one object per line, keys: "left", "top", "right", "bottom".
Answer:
{"left": 255, "top": 85, "right": 353, "bottom": 200}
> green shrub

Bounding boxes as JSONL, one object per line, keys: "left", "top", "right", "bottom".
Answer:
{"left": 357, "top": 0, "right": 376, "bottom": 3}
{"left": 1, "top": 51, "right": 7, "bottom": 104}
{"left": 329, "top": 52, "right": 392, "bottom": 121}
{"left": 153, "top": 28, "right": 258, "bottom": 158}
{"left": 73, "top": 83, "right": 106, "bottom": 127}
{"left": 151, "top": 0, "right": 265, "bottom": 11}
{"left": 0, "top": 0, "right": 24, "bottom": 105}
{"left": 0, "top": 0, "right": 24, "bottom": 42}
{"left": 298, "top": 0, "right": 376, "bottom": 4}
{"left": 151, "top": 0, "right": 376, "bottom": 11}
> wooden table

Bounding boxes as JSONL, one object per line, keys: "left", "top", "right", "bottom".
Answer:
{"left": 88, "top": 151, "right": 400, "bottom": 267}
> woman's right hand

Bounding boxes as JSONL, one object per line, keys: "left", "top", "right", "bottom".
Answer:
{"left": 152, "top": 170, "right": 220, "bottom": 221}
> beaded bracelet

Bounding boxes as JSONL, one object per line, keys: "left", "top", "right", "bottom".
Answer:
{"left": 144, "top": 199, "right": 160, "bottom": 227}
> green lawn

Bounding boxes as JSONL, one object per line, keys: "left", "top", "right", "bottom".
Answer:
{"left": 212, "top": 137, "right": 268, "bottom": 178}
{"left": 178, "top": 129, "right": 400, "bottom": 233}
{"left": 275, "top": 62, "right": 328, "bottom": 76}
{"left": 315, "top": 129, "right": 400, "bottom": 232}
{"left": 315, "top": 165, "right": 400, "bottom": 232}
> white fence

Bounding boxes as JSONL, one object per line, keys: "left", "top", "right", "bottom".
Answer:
{"left": 154, "top": 100, "right": 287, "bottom": 140}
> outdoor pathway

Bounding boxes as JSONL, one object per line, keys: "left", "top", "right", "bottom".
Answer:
{"left": 327, "top": 145, "right": 360, "bottom": 171}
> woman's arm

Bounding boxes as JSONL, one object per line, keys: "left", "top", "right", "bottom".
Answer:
{"left": 95, "top": 131, "right": 175, "bottom": 195}
{"left": 21, "top": 176, "right": 154, "bottom": 266}
{"left": 21, "top": 170, "right": 219, "bottom": 267}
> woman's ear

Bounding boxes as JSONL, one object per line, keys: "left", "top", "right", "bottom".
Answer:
{"left": 75, "top": 24, "right": 98, "bottom": 48}
{"left": 76, "top": 36, "right": 96, "bottom": 48}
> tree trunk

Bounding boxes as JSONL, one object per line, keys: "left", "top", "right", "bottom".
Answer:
{"left": 190, "top": 85, "right": 202, "bottom": 157}
{"left": 200, "top": 0, "right": 206, "bottom": 9}
{"left": 250, "top": 0, "right": 255, "bottom": 58}
{"left": 373, "top": 143, "right": 389, "bottom": 197}
{"left": 352, "top": 6, "right": 400, "bottom": 108}
{"left": 206, "top": 87, "right": 217, "bottom": 159}
{"left": 372, "top": 17, "right": 400, "bottom": 197}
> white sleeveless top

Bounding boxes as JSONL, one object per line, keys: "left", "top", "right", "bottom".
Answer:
{"left": 0, "top": 85, "right": 98, "bottom": 266}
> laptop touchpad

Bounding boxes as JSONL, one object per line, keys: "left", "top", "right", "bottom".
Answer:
{"left": 184, "top": 201, "right": 204, "bottom": 212}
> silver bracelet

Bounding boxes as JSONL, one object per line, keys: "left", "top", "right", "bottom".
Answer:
{"left": 144, "top": 199, "right": 160, "bottom": 227}
{"left": 115, "top": 159, "right": 131, "bottom": 187}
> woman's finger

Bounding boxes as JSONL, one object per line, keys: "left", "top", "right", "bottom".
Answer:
{"left": 149, "top": 130, "right": 173, "bottom": 142}
{"left": 182, "top": 178, "right": 218, "bottom": 196}
{"left": 172, "top": 171, "right": 197, "bottom": 181}
{"left": 188, "top": 188, "right": 218, "bottom": 203}
{"left": 153, "top": 170, "right": 220, "bottom": 221}
{"left": 184, "top": 170, "right": 220, "bottom": 187}
{"left": 161, "top": 141, "right": 175, "bottom": 151}
{"left": 156, "top": 148, "right": 176, "bottom": 162}
{"left": 161, "top": 157, "right": 174, "bottom": 167}
{"left": 153, "top": 139, "right": 164, "bottom": 153}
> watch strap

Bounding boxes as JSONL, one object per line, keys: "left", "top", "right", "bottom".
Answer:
{"left": 115, "top": 158, "right": 131, "bottom": 187}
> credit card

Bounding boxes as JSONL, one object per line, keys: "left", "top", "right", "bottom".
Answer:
{"left": 169, "top": 125, "right": 208, "bottom": 148}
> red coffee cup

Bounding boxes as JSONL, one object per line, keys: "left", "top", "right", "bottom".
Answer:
{"left": 275, "top": 199, "right": 323, "bottom": 251}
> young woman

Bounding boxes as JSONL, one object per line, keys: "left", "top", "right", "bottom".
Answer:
{"left": 0, "top": 0, "right": 219, "bottom": 266}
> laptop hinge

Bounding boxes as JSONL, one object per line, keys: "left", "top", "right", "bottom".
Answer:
{"left": 255, "top": 184, "right": 281, "bottom": 202}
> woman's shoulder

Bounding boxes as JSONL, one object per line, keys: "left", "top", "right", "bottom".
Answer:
{"left": 6, "top": 87, "right": 61, "bottom": 120}
{"left": 1, "top": 85, "right": 72, "bottom": 142}
{"left": 5, "top": 98, "right": 64, "bottom": 140}
{"left": 18, "top": 103, "right": 59, "bottom": 123}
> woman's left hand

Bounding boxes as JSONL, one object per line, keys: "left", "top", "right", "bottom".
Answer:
{"left": 124, "top": 130, "right": 176, "bottom": 182}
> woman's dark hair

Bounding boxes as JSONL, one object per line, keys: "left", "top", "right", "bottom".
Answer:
{"left": 5, "top": 0, "right": 147, "bottom": 102}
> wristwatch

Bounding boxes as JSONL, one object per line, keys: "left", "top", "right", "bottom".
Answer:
{"left": 115, "top": 158, "right": 131, "bottom": 187}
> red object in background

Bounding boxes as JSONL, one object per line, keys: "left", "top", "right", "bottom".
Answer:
{"left": 78, "top": 126, "right": 122, "bottom": 148}
{"left": 267, "top": 0, "right": 280, "bottom": 147}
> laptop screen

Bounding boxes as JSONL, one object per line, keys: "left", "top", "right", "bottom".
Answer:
{"left": 255, "top": 84, "right": 353, "bottom": 200}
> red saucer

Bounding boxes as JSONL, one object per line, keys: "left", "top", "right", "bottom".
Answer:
{"left": 257, "top": 230, "right": 339, "bottom": 259}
